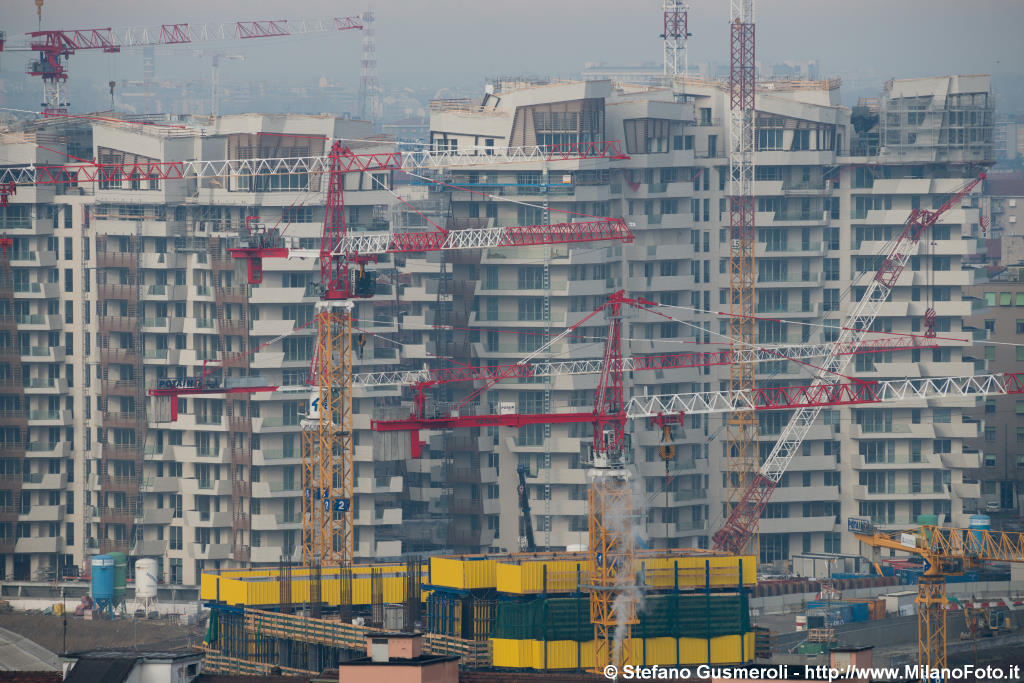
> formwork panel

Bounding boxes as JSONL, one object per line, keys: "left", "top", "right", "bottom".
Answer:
{"left": 494, "top": 554, "right": 755, "bottom": 595}
{"left": 496, "top": 559, "right": 587, "bottom": 594}
{"left": 430, "top": 556, "right": 496, "bottom": 590}
{"left": 201, "top": 573, "right": 220, "bottom": 601}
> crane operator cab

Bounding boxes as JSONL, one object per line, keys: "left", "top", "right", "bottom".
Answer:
{"left": 354, "top": 268, "right": 376, "bottom": 297}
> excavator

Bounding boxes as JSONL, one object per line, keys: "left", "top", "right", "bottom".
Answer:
{"left": 850, "top": 517, "right": 1024, "bottom": 674}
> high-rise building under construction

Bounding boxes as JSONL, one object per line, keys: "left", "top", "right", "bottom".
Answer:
{"left": 0, "top": 73, "right": 993, "bottom": 585}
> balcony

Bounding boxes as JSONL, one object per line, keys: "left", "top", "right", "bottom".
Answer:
{"left": 192, "top": 543, "right": 231, "bottom": 560}
{"left": 21, "top": 472, "right": 66, "bottom": 490}
{"left": 141, "top": 508, "right": 173, "bottom": 525}
{"left": 141, "top": 284, "right": 186, "bottom": 301}
{"left": 356, "top": 475, "right": 404, "bottom": 495}
{"left": 23, "top": 377, "right": 68, "bottom": 395}
{"left": 20, "top": 504, "right": 63, "bottom": 522}
{"left": 185, "top": 510, "right": 234, "bottom": 527}
{"left": 21, "top": 347, "right": 66, "bottom": 363}
{"left": 96, "top": 539, "right": 132, "bottom": 554}
{"left": 14, "top": 536, "right": 60, "bottom": 554}
{"left": 853, "top": 454, "right": 935, "bottom": 470}
{"left": 14, "top": 313, "right": 61, "bottom": 330}
{"left": 96, "top": 251, "right": 138, "bottom": 269}
{"left": 103, "top": 411, "right": 144, "bottom": 429}
{"left": 134, "top": 540, "right": 168, "bottom": 556}
{"left": 13, "top": 282, "right": 59, "bottom": 298}
{"left": 853, "top": 484, "right": 950, "bottom": 499}
{"left": 98, "top": 505, "right": 140, "bottom": 522}
{"left": 25, "top": 441, "right": 69, "bottom": 458}
{"left": 102, "top": 474, "right": 140, "bottom": 492}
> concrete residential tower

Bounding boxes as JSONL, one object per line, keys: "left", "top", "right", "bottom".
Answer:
{"left": 0, "top": 72, "right": 994, "bottom": 584}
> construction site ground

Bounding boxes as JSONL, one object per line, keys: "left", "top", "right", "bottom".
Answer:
{"left": 0, "top": 613, "right": 204, "bottom": 657}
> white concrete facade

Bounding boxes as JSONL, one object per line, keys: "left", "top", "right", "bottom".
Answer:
{"left": 423, "top": 74, "right": 993, "bottom": 567}
{"left": 0, "top": 72, "right": 995, "bottom": 584}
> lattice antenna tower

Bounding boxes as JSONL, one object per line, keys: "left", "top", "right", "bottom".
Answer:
{"left": 358, "top": 10, "right": 383, "bottom": 124}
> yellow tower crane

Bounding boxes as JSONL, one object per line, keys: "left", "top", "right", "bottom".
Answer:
{"left": 849, "top": 517, "right": 1024, "bottom": 675}
{"left": 228, "top": 141, "right": 634, "bottom": 568}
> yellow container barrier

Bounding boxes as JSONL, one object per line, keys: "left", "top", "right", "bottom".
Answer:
{"left": 200, "top": 572, "right": 220, "bottom": 601}
{"left": 496, "top": 558, "right": 587, "bottom": 594}
{"left": 489, "top": 634, "right": 754, "bottom": 670}
{"left": 430, "top": 556, "right": 496, "bottom": 590}
{"left": 638, "top": 555, "right": 756, "bottom": 591}
{"left": 494, "top": 553, "right": 755, "bottom": 596}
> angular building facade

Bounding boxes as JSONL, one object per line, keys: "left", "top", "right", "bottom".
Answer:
{"left": 0, "top": 72, "right": 995, "bottom": 584}
{"left": 423, "top": 74, "right": 993, "bottom": 566}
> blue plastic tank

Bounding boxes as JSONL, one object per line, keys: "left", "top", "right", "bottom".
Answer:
{"left": 968, "top": 514, "right": 990, "bottom": 554}
{"left": 91, "top": 555, "right": 115, "bottom": 601}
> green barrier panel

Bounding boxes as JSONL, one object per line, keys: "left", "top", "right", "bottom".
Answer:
{"left": 493, "top": 593, "right": 750, "bottom": 642}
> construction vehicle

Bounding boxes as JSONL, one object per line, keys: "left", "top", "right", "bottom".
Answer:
{"left": 958, "top": 604, "right": 1008, "bottom": 640}
{"left": 849, "top": 517, "right": 1024, "bottom": 673}
{"left": 516, "top": 464, "right": 537, "bottom": 553}
{"left": 373, "top": 281, "right": 1022, "bottom": 672}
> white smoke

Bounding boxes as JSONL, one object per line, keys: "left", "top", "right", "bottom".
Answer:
{"left": 607, "top": 471, "right": 649, "bottom": 665}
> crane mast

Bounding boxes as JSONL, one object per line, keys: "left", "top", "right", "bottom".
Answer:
{"left": 851, "top": 518, "right": 1024, "bottom": 675}
{"left": 713, "top": 173, "right": 987, "bottom": 555}
{"left": 290, "top": 141, "right": 633, "bottom": 567}
{"left": 725, "top": 0, "right": 758, "bottom": 554}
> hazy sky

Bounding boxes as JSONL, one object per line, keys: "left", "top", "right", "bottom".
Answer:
{"left": 2, "top": 0, "right": 1022, "bottom": 92}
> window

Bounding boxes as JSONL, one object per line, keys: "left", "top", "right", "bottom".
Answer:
{"left": 823, "top": 289, "right": 840, "bottom": 312}
{"left": 518, "top": 298, "right": 543, "bottom": 321}
{"left": 517, "top": 266, "right": 545, "bottom": 290}
{"left": 984, "top": 454, "right": 997, "bottom": 467}
{"left": 759, "top": 534, "right": 789, "bottom": 564}
{"left": 169, "top": 558, "right": 182, "bottom": 585}
{"left": 756, "top": 128, "right": 783, "bottom": 150}
{"left": 824, "top": 533, "right": 841, "bottom": 554}
{"left": 282, "top": 206, "right": 313, "bottom": 223}
{"left": 823, "top": 258, "right": 840, "bottom": 281}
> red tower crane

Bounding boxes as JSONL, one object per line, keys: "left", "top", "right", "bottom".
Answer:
{"left": 712, "top": 173, "right": 987, "bottom": 556}
{"left": 225, "top": 140, "right": 634, "bottom": 567}
{"left": 372, "top": 285, "right": 1020, "bottom": 671}
{"left": 0, "top": 15, "right": 362, "bottom": 115}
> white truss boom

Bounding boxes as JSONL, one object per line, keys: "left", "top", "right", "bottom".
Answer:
{"left": 350, "top": 338, "right": 924, "bottom": 388}
{"left": 625, "top": 373, "right": 1020, "bottom": 420}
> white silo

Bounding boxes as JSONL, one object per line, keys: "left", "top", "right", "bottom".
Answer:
{"left": 135, "top": 558, "right": 159, "bottom": 612}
